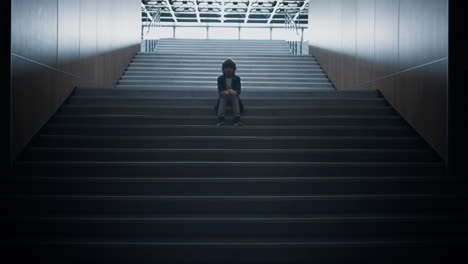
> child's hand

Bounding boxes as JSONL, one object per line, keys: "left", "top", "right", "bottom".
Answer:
{"left": 221, "top": 91, "right": 229, "bottom": 96}
{"left": 229, "top": 89, "right": 237, "bottom": 96}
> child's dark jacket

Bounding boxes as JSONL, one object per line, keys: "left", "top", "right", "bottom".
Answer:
{"left": 214, "top": 74, "right": 244, "bottom": 112}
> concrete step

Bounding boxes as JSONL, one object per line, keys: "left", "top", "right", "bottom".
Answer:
{"left": 156, "top": 43, "right": 289, "bottom": 47}
{"left": 127, "top": 63, "right": 321, "bottom": 70}
{"left": 156, "top": 44, "right": 289, "bottom": 48}
{"left": 154, "top": 51, "right": 292, "bottom": 55}
{"left": 155, "top": 48, "right": 291, "bottom": 53}
{"left": 13, "top": 161, "right": 445, "bottom": 177}
{"left": 124, "top": 67, "right": 321, "bottom": 75}
{"left": 156, "top": 46, "right": 290, "bottom": 51}
{"left": 125, "top": 68, "right": 322, "bottom": 76}
{"left": 157, "top": 39, "right": 288, "bottom": 44}
{"left": 125, "top": 64, "right": 322, "bottom": 70}
{"left": 40, "top": 124, "right": 415, "bottom": 137}
{"left": 156, "top": 40, "right": 288, "bottom": 44}
{"left": 155, "top": 44, "right": 289, "bottom": 48}
{"left": 4, "top": 242, "right": 463, "bottom": 264}
{"left": 122, "top": 71, "right": 328, "bottom": 78}
{"left": 57, "top": 105, "right": 395, "bottom": 116}
{"left": 115, "top": 84, "right": 335, "bottom": 90}
{"left": 30, "top": 135, "right": 428, "bottom": 150}
{"left": 74, "top": 88, "right": 376, "bottom": 98}
{"left": 152, "top": 51, "right": 292, "bottom": 55}
{"left": 8, "top": 215, "right": 465, "bottom": 241}
{"left": 119, "top": 75, "right": 330, "bottom": 82}
{"left": 149, "top": 42, "right": 288, "bottom": 46}
{"left": 66, "top": 97, "right": 385, "bottom": 107}
{"left": 116, "top": 80, "right": 332, "bottom": 88}
{"left": 136, "top": 53, "right": 316, "bottom": 60}
{"left": 131, "top": 57, "right": 319, "bottom": 64}
{"left": 20, "top": 148, "right": 439, "bottom": 163}
{"left": 49, "top": 115, "right": 404, "bottom": 126}
{"left": 122, "top": 70, "right": 328, "bottom": 78}
{"left": 128, "top": 60, "right": 320, "bottom": 67}
{"left": 7, "top": 176, "right": 463, "bottom": 195}
{"left": 7, "top": 191, "right": 457, "bottom": 215}
{"left": 157, "top": 41, "right": 288, "bottom": 45}
{"left": 155, "top": 45, "right": 289, "bottom": 48}
{"left": 121, "top": 68, "right": 326, "bottom": 75}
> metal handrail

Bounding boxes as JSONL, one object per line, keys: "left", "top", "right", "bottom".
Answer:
{"left": 141, "top": 8, "right": 161, "bottom": 52}
{"left": 284, "top": 10, "right": 304, "bottom": 55}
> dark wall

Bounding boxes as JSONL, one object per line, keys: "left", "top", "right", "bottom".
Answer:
{"left": 448, "top": 1, "right": 468, "bottom": 176}
{"left": 307, "top": 0, "right": 448, "bottom": 160}
{"left": 2, "top": 1, "right": 11, "bottom": 172}
{"left": 11, "top": 0, "right": 141, "bottom": 159}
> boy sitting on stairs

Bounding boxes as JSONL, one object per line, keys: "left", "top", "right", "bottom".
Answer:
{"left": 215, "top": 58, "right": 244, "bottom": 126}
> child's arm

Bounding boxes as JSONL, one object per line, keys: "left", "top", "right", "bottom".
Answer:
{"left": 218, "top": 76, "right": 229, "bottom": 96}
{"left": 233, "top": 77, "right": 241, "bottom": 96}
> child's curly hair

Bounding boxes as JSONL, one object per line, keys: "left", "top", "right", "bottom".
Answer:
{"left": 222, "top": 59, "right": 237, "bottom": 72}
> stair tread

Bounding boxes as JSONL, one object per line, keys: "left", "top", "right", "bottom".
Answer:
{"left": 53, "top": 114, "right": 399, "bottom": 119}
{"left": 7, "top": 239, "right": 463, "bottom": 245}
{"left": 9, "top": 193, "right": 458, "bottom": 199}
{"left": 62, "top": 105, "right": 390, "bottom": 109}
{"left": 15, "top": 161, "right": 445, "bottom": 165}
{"left": 35, "top": 134, "right": 421, "bottom": 139}
{"left": 28, "top": 147, "right": 431, "bottom": 152}
{"left": 70, "top": 96, "right": 377, "bottom": 100}
{"left": 8, "top": 214, "right": 462, "bottom": 221}
{"left": 45, "top": 124, "right": 407, "bottom": 129}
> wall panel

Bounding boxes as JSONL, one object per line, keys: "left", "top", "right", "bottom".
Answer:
{"left": 374, "top": 0, "right": 399, "bottom": 78}
{"left": 58, "top": 0, "right": 80, "bottom": 75}
{"left": 398, "top": 0, "right": 448, "bottom": 70}
{"left": 356, "top": 0, "right": 375, "bottom": 87}
{"left": 308, "top": 0, "right": 448, "bottom": 160}
{"left": 96, "top": 0, "right": 114, "bottom": 87}
{"left": 327, "top": 0, "right": 343, "bottom": 85}
{"left": 11, "top": 0, "right": 141, "bottom": 158}
{"left": 12, "top": 56, "right": 54, "bottom": 155}
{"left": 394, "top": 60, "right": 447, "bottom": 158}
{"left": 340, "top": 0, "right": 357, "bottom": 89}
{"left": 78, "top": 0, "right": 98, "bottom": 86}
{"left": 11, "top": 0, "right": 58, "bottom": 68}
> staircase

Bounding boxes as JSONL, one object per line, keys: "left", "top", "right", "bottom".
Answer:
{"left": 5, "top": 38, "right": 467, "bottom": 263}
{"left": 154, "top": 38, "right": 292, "bottom": 55}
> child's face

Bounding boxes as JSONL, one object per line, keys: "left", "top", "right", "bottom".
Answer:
{"left": 223, "top": 66, "right": 234, "bottom": 77}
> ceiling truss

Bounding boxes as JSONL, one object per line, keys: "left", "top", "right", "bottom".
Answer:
{"left": 142, "top": 0, "right": 309, "bottom": 25}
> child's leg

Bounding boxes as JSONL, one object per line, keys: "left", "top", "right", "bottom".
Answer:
{"left": 217, "top": 96, "right": 227, "bottom": 120}
{"left": 230, "top": 95, "right": 241, "bottom": 119}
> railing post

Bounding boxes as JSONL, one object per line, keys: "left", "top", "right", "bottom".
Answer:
{"left": 283, "top": 10, "right": 304, "bottom": 55}
{"left": 141, "top": 8, "right": 161, "bottom": 53}
{"left": 300, "top": 28, "right": 304, "bottom": 55}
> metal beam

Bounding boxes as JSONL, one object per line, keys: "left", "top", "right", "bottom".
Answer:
{"left": 163, "top": 0, "right": 178, "bottom": 23}
{"left": 144, "top": 4, "right": 304, "bottom": 10}
{"left": 244, "top": 0, "right": 255, "bottom": 23}
{"left": 267, "top": 0, "right": 282, "bottom": 24}
{"left": 293, "top": 0, "right": 308, "bottom": 22}
{"left": 141, "top": 2, "right": 153, "bottom": 21}
{"left": 193, "top": 0, "right": 201, "bottom": 23}
{"left": 143, "top": 0, "right": 309, "bottom": 24}
{"left": 221, "top": 0, "right": 225, "bottom": 23}
{"left": 157, "top": 22, "right": 308, "bottom": 28}
{"left": 155, "top": 9, "right": 304, "bottom": 16}
{"left": 163, "top": 17, "right": 287, "bottom": 21}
